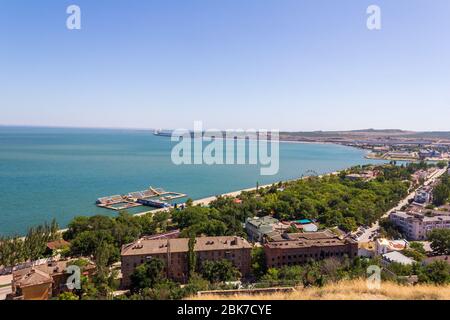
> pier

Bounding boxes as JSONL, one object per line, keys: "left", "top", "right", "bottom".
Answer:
{"left": 96, "top": 187, "right": 187, "bottom": 211}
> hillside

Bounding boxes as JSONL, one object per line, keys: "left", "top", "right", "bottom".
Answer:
{"left": 279, "top": 129, "right": 450, "bottom": 142}
{"left": 190, "top": 279, "right": 450, "bottom": 300}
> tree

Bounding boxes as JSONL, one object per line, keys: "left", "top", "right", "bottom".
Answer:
{"left": 0, "top": 220, "right": 60, "bottom": 267}
{"left": 339, "top": 217, "right": 357, "bottom": 233}
{"left": 58, "top": 292, "right": 80, "bottom": 300}
{"left": 421, "top": 261, "right": 450, "bottom": 285}
{"left": 182, "top": 273, "right": 210, "bottom": 297}
{"left": 129, "top": 279, "right": 184, "bottom": 300}
{"left": 379, "top": 218, "right": 403, "bottom": 239}
{"left": 185, "top": 198, "right": 194, "bottom": 207}
{"left": 437, "top": 161, "right": 448, "bottom": 169}
{"left": 433, "top": 183, "right": 450, "bottom": 206}
{"left": 409, "top": 242, "right": 426, "bottom": 255}
{"left": 130, "top": 258, "right": 166, "bottom": 292}
{"left": 402, "top": 248, "right": 426, "bottom": 262}
{"left": 428, "top": 229, "right": 450, "bottom": 255}
{"left": 251, "top": 247, "right": 266, "bottom": 279}
{"left": 302, "top": 261, "right": 326, "bottom": 287}
{"left": 187, "top": 235, "right": 197, "bottom": 278}
{"left": 201, "top": 260, "right": 241, "bottom": 283}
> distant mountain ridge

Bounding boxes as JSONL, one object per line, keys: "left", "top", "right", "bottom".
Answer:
{"left": 280, "top": 129, "right": 450, "bottom": 139}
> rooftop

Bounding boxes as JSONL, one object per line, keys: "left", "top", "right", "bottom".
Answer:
{"left": 14, "top": 269, "right": 52, "bottom": 288}
{"left": 391, "top": 211, "right": 450, "bottom": 222}
{"left": 121, "top": 236, "right": 252, "bottom": 256}
{"left": 264, "top": 230, "right": 353, "bottom": 249}
{"left": 382, "top": 251, "right": 415, "bottom": 265}
{"left": 269, "top": 229, "right": 341, "bottom": 242}
{"left": 47, "top": 239, "right": 70, "bottom": 251}
{"left": 246, "top": 216, "right": 279, "bottom": 228}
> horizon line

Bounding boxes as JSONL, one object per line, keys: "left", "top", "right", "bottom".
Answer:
{"left": 1, "top": 123, "right": 447, "bottom": 133}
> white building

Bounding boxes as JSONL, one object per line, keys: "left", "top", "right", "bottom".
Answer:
{"left": 375, "top": 238, "right": 408, "bottom": 255}
{"left": 382, "top": 251, "right": 415, "bottom": 266}
{"left": 390, "top": 211, "right": 450, "bottom": 240}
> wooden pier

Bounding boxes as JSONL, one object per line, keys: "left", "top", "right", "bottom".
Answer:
{"left": 96, "top": 187, "right": 187, "bottom": 211}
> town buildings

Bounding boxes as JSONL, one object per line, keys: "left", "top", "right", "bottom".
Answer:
{"left": 375, "top": 238, "right": 408, "bottom": 255}
{"left": 7, "top": 260, "right": 95, "bottom": 300}
{"left": 263, "top": 230, "right": 358, "bottom": 268}
{"left": 121, "top": 236, "right": 252, "bottom": 288}
{"left": 419, "top": 149, "right": 442, "bottom": 160}
{"left": 345, "top": 170, "right": 378, "bottom": 181}
{"left": 245, "top": 216, "right": 320, "bottom": 243}
{"left": 245, "top": 216, "right": 290, "bottom": 242}
{"left": 390, "top": 211, "right": 450, "bottom": 240}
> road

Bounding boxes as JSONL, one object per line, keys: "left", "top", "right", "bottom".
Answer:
{"left": 356, "top": 167, "right": 447, "bottom": 243}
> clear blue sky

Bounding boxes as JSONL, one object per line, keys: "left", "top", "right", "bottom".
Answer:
{"left": 1, "top": 0, "right": 449, "bottom": 131}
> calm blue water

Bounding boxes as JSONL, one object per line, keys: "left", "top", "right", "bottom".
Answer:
{"left": 0, "top": 126, "right": 379, "bottom": 236}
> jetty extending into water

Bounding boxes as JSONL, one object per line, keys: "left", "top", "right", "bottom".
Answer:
{"left": 96, "top": 187, "right": 186, "bottom": 211}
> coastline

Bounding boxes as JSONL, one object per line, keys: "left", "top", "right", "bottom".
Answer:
{"left": 133, "top": 171, "right": 339, "bottom": 217}
{"left": 0, "top": 127, "right": 377, "bottom": 236}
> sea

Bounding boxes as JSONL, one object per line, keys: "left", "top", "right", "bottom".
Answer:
{"left": 0, "top": 126, "right": 380, "bottom": 236}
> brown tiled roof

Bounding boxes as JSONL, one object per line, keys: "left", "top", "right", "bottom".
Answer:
{"left": 121, "top": 236, "right": 252, "bottom": 256}
{"left": 47, "top": 239, "right": 70, "bottom": 250}
{"left": 35, "top": 261, "right": 68, "bottom": 275}
{"left": 13, "top": 261, "right": 68, "bottom": 282}
{"left": 15, "top": 269, "right": 52, "bottom": 288}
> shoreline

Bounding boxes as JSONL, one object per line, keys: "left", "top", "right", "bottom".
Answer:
{"left": 133, "top": 171, "right": 340, "bottom": 217}
{"left": 0, "top": 137, "right": 376, "bottom": 236}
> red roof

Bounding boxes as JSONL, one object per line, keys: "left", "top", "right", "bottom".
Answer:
{"left": 47, "top": 239, "right": 70, "bottom": 250}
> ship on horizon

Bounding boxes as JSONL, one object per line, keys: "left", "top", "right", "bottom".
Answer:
{"left": 154, "top": 129, "right": 173, "bottom": 137}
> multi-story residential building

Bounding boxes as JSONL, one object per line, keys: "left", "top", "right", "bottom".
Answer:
{"left": 390, "top": 211, "right": 450, "bottom": 240}
{"left": 121, "top": 236, "right": 252, "bottom": 288}
{"left": 263, "top": 230, "right": 358, "bottom": 268}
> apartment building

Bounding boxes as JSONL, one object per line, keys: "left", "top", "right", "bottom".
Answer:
{"left": 263, "top": 230, "right": 358, "bottom": 268}
{"left": 121, "top": 236, "right": 252, "bottom": 288}
{"left": 390, "top": 211, "right": 450, "bottom": 240}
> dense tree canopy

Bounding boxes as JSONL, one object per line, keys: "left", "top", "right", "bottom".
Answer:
{"left": 0, "top": 219, "right": 60, "bottom": 267}
{"left": 200, "top": 259, "right": 241, "bottom": 283}
{"left": 433, "top": 174, "right": 450, "bottom": 206}
{"left": 204, "top": 165, "right": 410, "bottom": 233}
{"left": 428, "top": 229, "right": 450, "bottom": 255}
